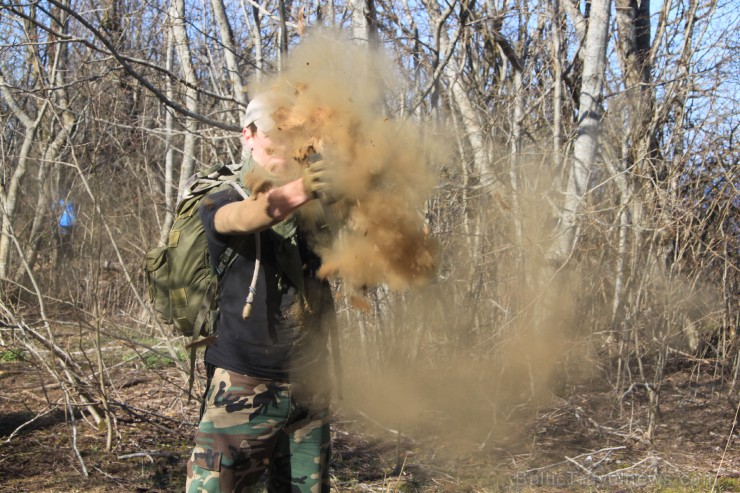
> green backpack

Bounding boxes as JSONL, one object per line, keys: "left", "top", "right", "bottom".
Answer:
{"left": 145, "top": 162, "right": 249, "bottom": 348}
{"left": 145, "top": 162, "right": 343, "bottom": 399}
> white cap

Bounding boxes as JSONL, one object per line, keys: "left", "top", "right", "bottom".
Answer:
{"left": 243, "top": 94, "right": 276, "bottom": 132}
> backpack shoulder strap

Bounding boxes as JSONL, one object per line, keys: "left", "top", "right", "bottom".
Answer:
{"left": 204, "top": 178, "right": 260, "bottom": 320}
{"left": 214, "top": 180, "right": 250, "bottom": 278}
{"left": 186, "top": 173, "right": 251, "bottom": 342}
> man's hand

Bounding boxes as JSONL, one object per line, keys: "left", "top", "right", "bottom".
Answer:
{"left": 303, "top": 155, "right": 339, "bottom": 203}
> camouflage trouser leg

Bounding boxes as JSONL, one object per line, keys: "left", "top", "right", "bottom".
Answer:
{"left": 186, "top": 368, "right": 331, "bottom": 493}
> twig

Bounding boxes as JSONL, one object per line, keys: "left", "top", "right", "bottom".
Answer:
{"left": 353, "top": 409, "right": 400, "bottom": 437}
{"left": 524, "top": 446, "right": 627, "bottom": 478}
{"left": 64, "top": 389, "right": 88, "bottom": 477}
{"left": 565, "top": 455, "right": 603, "bottom": 484}
{"left": 91, "top": 465, "right": 125, "bottom": 484}
{"left": 389, "top": 453, "right": 409, "bottom": 491}
{"left": 117, "top": 450, "right": 179, "bottom": 461}
{"left": 712, "top": 396, "right": 740, "bottom": 492}
{"left": 600, "top": 455, "right": 657, "bottom": 479}
{"left": 109, "top": 400, "right": 194, "bottom": 436}
{"left": 571, "top": 446, "right": 627, "bottom": 460}
{"left": 3, "top": 405, "right": 56, "bottom": 443}
{"left": 108, "top": 399, "right": 195, "bottom": 427}
{"left": 523, "top": 459, "right": 569, "bottom": 474}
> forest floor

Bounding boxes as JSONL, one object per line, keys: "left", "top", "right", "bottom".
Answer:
{"left": 1, "top": 333, "right": 739, "bottom": 493}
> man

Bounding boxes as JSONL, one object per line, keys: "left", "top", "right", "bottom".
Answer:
{"left": 186, "top": 93, "right": 336, "bottom": 493}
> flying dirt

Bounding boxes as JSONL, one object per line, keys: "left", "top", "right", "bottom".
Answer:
{"left": 245, "top": 30, "right": 445, "bottom": 300}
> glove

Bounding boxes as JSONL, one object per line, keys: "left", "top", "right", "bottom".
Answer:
{"left": 303, "top": 154, "right": 339, "bottom": 203}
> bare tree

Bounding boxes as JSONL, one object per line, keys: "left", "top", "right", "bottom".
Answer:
{"left": 351, "top": 0, "right": 378, "bottom": 43}
{"left": 0, "top": 69, "right": 48, "bottom": 277}
{"left": 169, "top": 0, "right": 200, "bottom": 196}
{"left": 549, "top": 0, "right": 612, "bottom": 263}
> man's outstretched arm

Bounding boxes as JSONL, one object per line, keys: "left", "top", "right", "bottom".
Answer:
{"left": 213, "top": 178, "right": 310, "bottom": 235}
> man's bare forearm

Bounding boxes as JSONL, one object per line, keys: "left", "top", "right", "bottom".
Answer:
{"left": 213, "top": 178, "right": 310, "bottom": 234}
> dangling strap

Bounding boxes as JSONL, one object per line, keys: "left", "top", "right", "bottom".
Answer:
{"left": 242, "top": 233, "right": 261, "bottom": 319}
{"left": 214, "top": 180, "right": 261, "bottom": 320}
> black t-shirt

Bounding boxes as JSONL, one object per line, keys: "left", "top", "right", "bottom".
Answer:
{"left": 199, "top": 188, "right": 333, "bottom": 381}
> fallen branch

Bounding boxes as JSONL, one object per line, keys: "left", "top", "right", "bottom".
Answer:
{"left": 3, "top": 405, "right": 56, "bottom": 443}
{"left": 524, "top": 446, "right": 626, "bottom": 475}
{"left": 565, "top": 455, "right": 603, "bottom": 484}
{"left": 65, "top": 390, "right": 88, "bottom": 477}
{"left": 117, "top": 450, "right": 179, "bottom": 461}
{"left": 109, "top": 400, "right": 194, "bottom": 435}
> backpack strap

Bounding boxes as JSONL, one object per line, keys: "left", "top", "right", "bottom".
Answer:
{"left": 241, "top": 233, "right": 261, "bottom": 320}
{"left": 217, "top": 180, "right": 261, "bottom": 320}
{"left": 190, "top": 180, "right": 250, "bottom": 338}
{"left": 186, "top": 246, "right": 241, "bottom": 401}
{"left": 187, "top": 277, "right": 218, "bottom": 401}
{"left": 187, "top": 179, "right": 251, "bottom": 400}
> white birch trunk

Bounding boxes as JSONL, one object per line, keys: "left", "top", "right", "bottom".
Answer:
{"left": 437, "top": 28, "right": 493, "bottom": 190}
{"left": 350, "top": 0, "right": 376, "bottom": 44}
{"left": 211, "top": 0, "right": 249, "bottom": 162}
{"left": 250, "top": 4, "right": 264, "bottom": 83}
{"left": 0, "top": 71, "right": 48, "bottom": 278}
{"left": 211, "top": 0, "right": 248, "bottom": 111}
{"left": 509, "top": 67, "right": 525, "bottom": 281}
{"left": 160, "top": 27, "right": 176, "bottom": 245}
{"left": 169, "top": 0, "right": 200, "bottom": 197}
{"left": 549, "top": 0, "right": 612, "bottom": 263}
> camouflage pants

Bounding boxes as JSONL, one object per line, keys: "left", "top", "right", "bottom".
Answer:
{"left": 186, "top": 368, "right": 331, "bottom": 493}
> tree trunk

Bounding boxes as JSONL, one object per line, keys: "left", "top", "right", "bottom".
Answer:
{"left": 211, "top": 0, "right": 249, "bottom": 163}
{"left": 277, "top": 0, "right": 289, "bottom": 70}
{"left": 211, "top": 0, "right": 248, "bottom": 112}
{"left": 550, "top": 0, "right": 564, "bottom": 175}
{"left": 250, "top": 3, "right": 264, "bottom": 83}
{"left": 549, "top": 0, "right": 612, "bottom": 263}
{"left": 0, "top": 70, "right": 48, "bottom": 278}
{"left": 15, "top": 5, "right": 77, "bottom": 280}
{"left": 160, "top": 27, "right": 176, "bottom": 245}
{"left": 615, "top": 0, "right": 658, "bottom": 177}
{"left": 351, "top": 0, "right": 378, "bottom": 44}
{"left": 428, "top": 1, "right": 494, "bottom": 191}
{"left": 169, "top": 0, "right": 200, "bottom": 197}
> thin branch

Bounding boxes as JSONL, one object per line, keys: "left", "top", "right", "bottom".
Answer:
{"left": 29, "top": 0, "right": 243, "bottom": 132}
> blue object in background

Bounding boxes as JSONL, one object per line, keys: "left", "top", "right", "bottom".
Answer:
{"left": 58, "top": 199, "right": 76, "bottom": 229}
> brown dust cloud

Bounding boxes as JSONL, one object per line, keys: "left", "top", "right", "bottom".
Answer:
{"left": 248, "top": 31, "right": 442, "bottom": 301}
{"left": 246, "top": 31, "right": 580, "bottom": 458}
